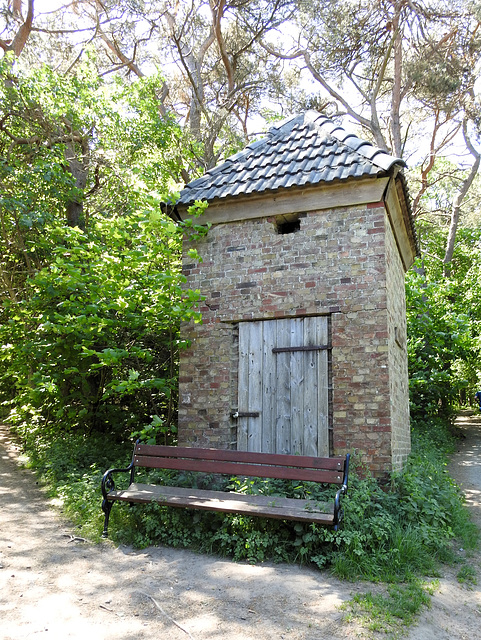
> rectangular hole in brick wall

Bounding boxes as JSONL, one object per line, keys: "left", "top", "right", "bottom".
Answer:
{"left": 274, "top": 213, "right": 303, "bottom": 235}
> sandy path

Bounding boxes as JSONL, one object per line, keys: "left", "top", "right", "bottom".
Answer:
{"left": 404, "top": 412, "right": 481, "bottom": 639}
{"left": 0, "top": 426, "right": 363, "bottom": 640}
{"left": 0, "top": 417, "right": 480, "bottom": 639}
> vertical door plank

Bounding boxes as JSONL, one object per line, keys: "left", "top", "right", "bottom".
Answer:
{"left": 237, "top": 322, "right": 250, "bottom": 451}
{"left": 276, "top": 318, "right": 292, "bottom": 454}
{"left": 261, "top": 320, "right": 277, "bottom": 453}
{"left": 317, "top": 316, "right": 330, "bottom": 456}
{"left": 290, "top": 318, "right": 304, "bottom": 455}
{"left": 247, "top": 321, "right": 263, "bottom": 452}
{"left": 303, "top": 316, "right": 320, "bottom": 456}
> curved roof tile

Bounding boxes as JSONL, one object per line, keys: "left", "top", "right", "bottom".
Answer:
{"left": 177, "top": 110, "right": 406, "bottom": 206}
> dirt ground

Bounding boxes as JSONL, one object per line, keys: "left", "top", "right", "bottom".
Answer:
{"left": 1, "top": 416, "right": 480, "bottom": 640}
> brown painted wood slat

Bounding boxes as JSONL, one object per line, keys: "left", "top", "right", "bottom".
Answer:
{"left": 133, "top": 455, "right": 343, "bottom": 483}
{"left": 135, "top": 444, "right": 346, "bottom": 472}
{"left": 107, "top": 483, "right": 336, "bottom": 524}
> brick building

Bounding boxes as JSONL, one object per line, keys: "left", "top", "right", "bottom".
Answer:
{"left": 170, "top": 111, "right": 418, "bottom": 474}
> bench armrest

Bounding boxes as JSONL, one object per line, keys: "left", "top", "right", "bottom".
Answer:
{"left": 333, "top": 453, "right": 350, "bottom": 530}
{"left": 101, "top": 462, "right": 134, "bottom": 500}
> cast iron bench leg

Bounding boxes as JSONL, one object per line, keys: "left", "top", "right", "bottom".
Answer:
{"left": 101, "top": 498, "right": 113, "bottom": 538}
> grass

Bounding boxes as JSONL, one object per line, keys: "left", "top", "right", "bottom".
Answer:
{"left": 457, "top": 564, "right": 478, "bottom": 588}
{"left": 340, "top": 580, "right": 437, "bottom": 639}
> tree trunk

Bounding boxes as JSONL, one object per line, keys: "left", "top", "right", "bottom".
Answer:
{"left": 0, "top": 0, "right": 34, "bottom": 57}
{"left": 443, "top": 124, "right": 480, "bottom": 275}
{"left": 64, "top": 138, "right": 89, "bottom": 230}
{"left": 391, "top": 28, "right": 403, "bottom": 157}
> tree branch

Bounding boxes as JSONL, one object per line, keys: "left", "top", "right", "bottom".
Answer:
{"left": 98, "top": 31, "right": 145, "bottom": 79}
{"left": 210, "top": 0, "right": 234, "bottom": 94}
{"left": 9, "top": 0, "right": 34, "bottom": 56}
{"left": 164, "top": 10, "right": 215, "bottom": 134}
{"left": 443, "top": 118, "right": 481, "bottom": 271}
{"left": 0, "top": 0, "right": 34, "bottom": 56}
{"left": 302, "top": 51, "right": 373, "bottom": 131}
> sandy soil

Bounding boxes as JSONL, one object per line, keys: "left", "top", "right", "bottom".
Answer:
{"left": 0, "top": 416, "right": 480, "bottom": 640}
{"left": 405, "top": 412, "right": 481, "bottom": 640}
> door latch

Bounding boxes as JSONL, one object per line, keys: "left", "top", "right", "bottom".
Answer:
{"left": 232, "top": 411, "right": 260, "bottom": 418}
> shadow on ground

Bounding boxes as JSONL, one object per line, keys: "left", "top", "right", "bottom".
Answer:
{"left": 0, "top": 426, "right": 360, "bottom": 640}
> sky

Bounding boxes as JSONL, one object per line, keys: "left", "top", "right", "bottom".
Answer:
{"left": 11, "top": 0, "right": 480, "bottom": 166}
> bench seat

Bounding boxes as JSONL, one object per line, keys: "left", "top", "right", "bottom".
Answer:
{"left": 106, "top": 482, "right": 336, "bottom": 524}
{"left": 101, "top": 443, "right": 349, "bottom": 537}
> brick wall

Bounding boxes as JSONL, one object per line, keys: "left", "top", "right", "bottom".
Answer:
{"left": 385, "top": 212, "right": 412, "bottom": 469}
{"left": 178, "top": 200, "right": 411, "bottom": 473}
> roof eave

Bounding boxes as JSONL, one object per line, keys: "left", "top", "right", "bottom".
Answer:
{"left": 173, "top": 162, "right": 409, "bottom": 221}
{"left": 175, "top": 172, "right": 398, "bottom": 225}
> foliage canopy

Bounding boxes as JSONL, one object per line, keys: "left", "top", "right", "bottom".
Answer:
{"left": 0, "top": 58, "right": 206, "bottom": 444}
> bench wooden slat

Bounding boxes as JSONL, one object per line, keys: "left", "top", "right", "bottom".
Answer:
{"left": 107, "top": 483, "right": 336, "bottom": 525}
{"left": 135, "top": 444, "right": 346, "bottom": 472}
{"left": 101, "top": 444, "right": 350, "bottom": 538}
{"left": 133, "top": 454, "right": 344, "bottom": 483}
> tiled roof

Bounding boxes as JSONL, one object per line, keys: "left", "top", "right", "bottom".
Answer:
{"left": 177, "top": 110, "right": 406, "bottom": 206}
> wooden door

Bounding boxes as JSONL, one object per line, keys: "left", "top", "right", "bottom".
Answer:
{"left": 237, "top": 316, "right": 330, "bottom": 456}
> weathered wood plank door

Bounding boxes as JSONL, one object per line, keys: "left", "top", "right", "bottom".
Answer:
{"left": 238, "top": 316, "right": 330, "bottom": 456}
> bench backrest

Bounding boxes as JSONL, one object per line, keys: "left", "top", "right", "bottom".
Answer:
{"left": 133, "top": 444, "right": 348, "bottom": 485}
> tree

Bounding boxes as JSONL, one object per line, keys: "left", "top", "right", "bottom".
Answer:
{"left": 157, "top": 0, "right": 295, "bottom": 170}
{"left": 407, "top": 175, "right": 481, "bottom": 417}
{"left": 0, "top": 53, "right": 184, "bottom": 287}
{"left": 0, "top": 59, "right": 205, "bottom": 443}
{"left": 442, "top": 120, "right": 481, "bottom": 272}
{"left": 1, "top": 1, "right": 297, "bottom": 176}
{"left": 406, "top": 263, "right": 475, "bottom": 418}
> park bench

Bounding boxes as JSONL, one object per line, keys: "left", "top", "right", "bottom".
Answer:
{"left": 101, "top": 443, "right": 350, "bottom": 538}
